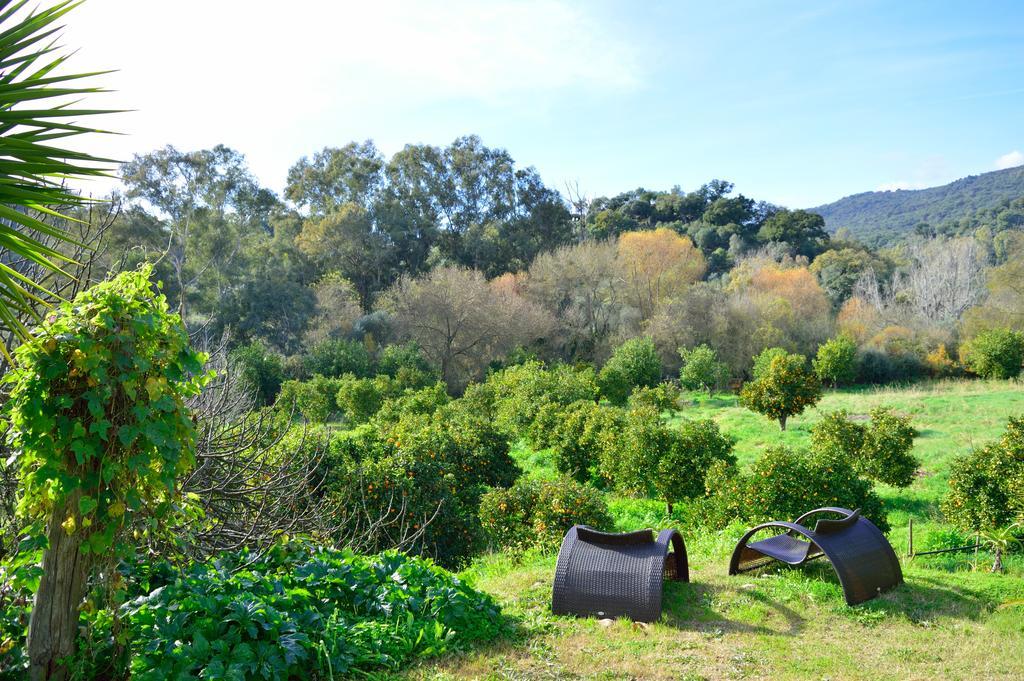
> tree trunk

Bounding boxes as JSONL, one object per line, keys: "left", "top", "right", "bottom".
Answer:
{"left": 992, "top": 547, "right": 1003, "bottom": 573}
{"left": 28, "top": 494, "right": 91, "bottom": 681}
{"left": 666, "top": 500, "right": 674, "bottom": 515}
{"left": 779, "top": 415, "right": 788, "bottom": 431}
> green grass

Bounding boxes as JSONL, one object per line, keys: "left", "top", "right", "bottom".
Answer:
{"left": 414, "top": 379, "right": 1024, "bottom": 680}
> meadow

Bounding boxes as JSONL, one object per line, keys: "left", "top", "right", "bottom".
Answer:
{"left": 403, "top": 379, "right": 1024, "bottom": 680}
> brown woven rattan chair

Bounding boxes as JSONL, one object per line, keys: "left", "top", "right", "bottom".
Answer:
{"left": 551, "top": 525, "right": 688, "bottom": 622}
{"left": 728, "top": 507, "right": 903, "bottom": 605}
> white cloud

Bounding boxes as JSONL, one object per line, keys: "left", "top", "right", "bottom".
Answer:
{"left": 995, "top": 150, "right": 1024, "bottom": 170}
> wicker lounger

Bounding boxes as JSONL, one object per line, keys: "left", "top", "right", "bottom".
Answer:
{"left": 552, "top": 525, "right": 688, "bottom": 622}
{"left": 728, "top": 506, "right": 903, "bottom": 605}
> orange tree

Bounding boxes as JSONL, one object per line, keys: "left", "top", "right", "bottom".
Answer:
{"left": 740, "top": 349, "right": 821, "bottom": 431}
{"left": 2, "top": 266, "right": 209, "bottom": 680}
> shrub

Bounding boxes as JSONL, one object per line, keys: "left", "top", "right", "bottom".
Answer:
{"left": 812, "top": 335, "right": 857, "bottom": 387}
{"left": 855, "top": 347, "right": 927, "bottom": 384}
{"left": 479, "top": 478, "right": 611, "bottom": 553}
{"left": 942, "top": 415, "right": 1024, "bottom": 533}
{"left": 751, "top": 346, "right": 789, "bottom": 380}
{"left": 64, "top": 541, "right": 503, "bottom": 680}
{"left": 599, "top": 406, "right": 664, "bottom": 495}
{"left": 598, "top": 337, "right": 662, "bottom": 405}
{"left": 381, "top": 404, "right": 520, "bottom": 566}
{"left": 706, "top": 446, "right": 888, "bottom": 531}
{"left": 479, "top": 479, "right": 541, "bottom": 552}
{"left": 601, "top": 408, "right": 735, "bottom": 511}
{"left": 486, "top": 361, "right": 598, "bottom": 438}
{"left": 627, "top": 381, "right": 682, "bottom": 412}
{"left": 304, "top": 338, "right": 372, "bottom": 378}
{"left": 373, "top": 383, "right": 450, "bottom": 425}
{"left": 230, "top": 341, "right": 285, "bottom": 405}
{"left": 276, "top": 375, "right": 343, "bottom": 423}
{"left": 811, "top": 408, "right": 919, "bottom": 487}
{"left": 859, "top": 408, "right": 919, "bottom": 486}
{"left": 739, "top": 350, "right": 822, "bottom": 430}
{"left": 335, "top": 374, "right": 396, "bottom": 423}
{"left": 596, "top": 363, "right": 631, "bottom": 406}
{"left": 679, "top": 344, "right": 729, "bottom": 394}
{"left": 961, "top": 328, "right": 1024, "bottom": 379}
{"left": 376, "top": 342, "right": 439, "bottom": 390}
{"left": 925, "top": 344, "right": 958, "bottom": 378}
{"left": 533, "top": 401, "right": 627, "bottom": 484}
{"left": 653, "top": 419, "right": 736, "bottom": 513}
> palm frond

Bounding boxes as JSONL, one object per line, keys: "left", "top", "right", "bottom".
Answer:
{"left": 0, "top": 0, "right": 117, "bottom": 354}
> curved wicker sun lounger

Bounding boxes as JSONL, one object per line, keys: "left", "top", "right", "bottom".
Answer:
{"left": 728, "top": 506, "right": 903, "bottom": 605}
{"left": 552, "top": 525, "right": 688, "bottom": 622}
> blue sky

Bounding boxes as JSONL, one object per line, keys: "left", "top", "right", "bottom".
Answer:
{"left": 65, "top": 0, "right": 1024, "bottom": 207}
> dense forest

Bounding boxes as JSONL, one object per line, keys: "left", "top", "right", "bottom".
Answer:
{"left": 64, "top": 136, "right": 1019, "bottom": 400}
{"left": 812, "top": 165, "right": 1024, "bottom": 245}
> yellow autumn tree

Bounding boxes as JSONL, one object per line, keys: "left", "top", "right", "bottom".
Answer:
{"left": 617, "top": 228, "right": 706, "bottom": 319}
{"left": 837, "top": 296, "right": 881, "bottom": 344}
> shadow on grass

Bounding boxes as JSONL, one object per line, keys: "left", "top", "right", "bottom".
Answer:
{"left": 882, "top": 495, "right": 938, "bottom": 517}
{"left": 694, "top": 560, "right": 1012, "bottom": 626}
{"left": 857, "top": 572, "right": 1023, "bottom": 622}
{"left": 659, "top": 579, "right": 807, "bottom": 636}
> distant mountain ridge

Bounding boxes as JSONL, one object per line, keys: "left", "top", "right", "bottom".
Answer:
{"left": 809, "top": 165, "right": 1024, "bottom": 245}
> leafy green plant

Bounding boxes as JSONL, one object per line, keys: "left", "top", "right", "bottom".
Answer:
{"left": 960, "top": 327, "right": 1024, "bottom": 380}
{"left": 598, "top": 338, "right": 662, "bottom": 405}
{"left": 942, "top": 415, "right": 1024, "bottom": 534}
{"left": 0, "top": 0, "right": 117, "bottom": 347}
{"left": 977, "top": 523, "right": 1022, "bottom": 573}
{"left": 2, "top": 266, "right": 210, "bottom": 677}
{"left": 230, "top": 340, "right": 285, "bottom": 405}
{"left": 479, "top": 477, "right": 610, "bottom": 553}
{"left": 739, "top": 349, "right": 821, "bottom": 430}
{"left": 46, "top": 540, "right": 504, "bottom": 680}
{"left": 679, "top": 344, "right": 729, "bottom": 394}
{"left": 811, "top": 408, "right": 919, "bottom": 487}
{"left": 702, "top": 446, "right": 889, "bottom": 532}
{"left": 599, "top": 408, "right": 735, "bottom": 512}
{"left": 653, "top": 418, "right": 736, "bottom": 513}
{"left": 628, "top": 381, "right": 682, "bottom": 413}
{"left": 485, "top": 360, "right": 598, "bottom": 439}
{"left": 303, "top": 338, "right": 372, "bottom": 379}
{"left": 813, "top": 335, "right": 858, "bottom": 387}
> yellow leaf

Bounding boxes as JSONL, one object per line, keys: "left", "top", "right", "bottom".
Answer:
{"left": 61, "top": 515, "right": 76, "bottom": 535}
{"left": 145, "top": 377, "right": 162, "bottom": 401}
{"left": 108, "top": 501, "right": 126, "bottom": 518}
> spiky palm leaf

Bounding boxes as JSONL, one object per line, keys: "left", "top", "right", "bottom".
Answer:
{"left": 0, "top": 0, "right": 116, "bottom": 353}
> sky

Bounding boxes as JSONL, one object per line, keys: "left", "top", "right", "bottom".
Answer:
{"left": 58, "top": 0, "right": 1024, "bottom": 207}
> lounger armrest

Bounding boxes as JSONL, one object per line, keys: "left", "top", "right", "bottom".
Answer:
{"left": 575, "top": 525, "right": 654, "bottom": 545}
{"left": 794, "top": 507, "right": 855, "bottom": 526}
{"left": 734, "top": 520, "right": 810, "bottom": 547}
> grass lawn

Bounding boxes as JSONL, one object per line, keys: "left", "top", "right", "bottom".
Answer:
{"left": 405, "top": 379, "right": 1024, "bottom": 680}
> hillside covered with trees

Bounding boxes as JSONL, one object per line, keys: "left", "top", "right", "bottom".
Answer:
{"left": 811, "top": 165, "right": 1024, "bottom": 245}
{"left": 2, "top": 3, "right": 1024, "bottom": 676}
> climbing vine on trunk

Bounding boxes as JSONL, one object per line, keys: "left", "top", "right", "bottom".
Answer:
{"left": 2, "top": 266, "right": 210, "bottom": 680}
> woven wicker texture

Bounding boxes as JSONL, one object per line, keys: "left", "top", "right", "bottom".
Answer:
{"left": 728, "top": 506, "right": 903, "bottom": 605}
{"left": 552, "top": 525, "right": 688, "bottom": 623}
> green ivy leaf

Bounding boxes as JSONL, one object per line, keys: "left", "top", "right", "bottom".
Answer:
{"left": 78, "top": 496, "right": 98, "bottom": 517}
